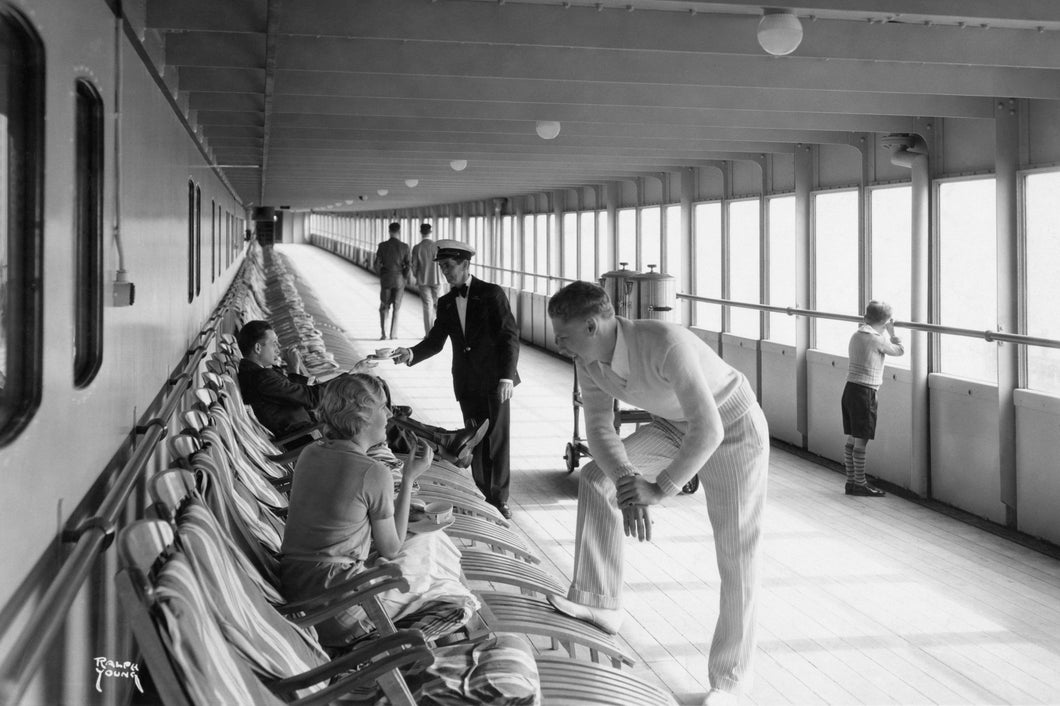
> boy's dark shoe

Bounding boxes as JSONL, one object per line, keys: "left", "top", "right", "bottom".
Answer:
{"left": 846, "top": 482, "right": 885, "bottom": 497}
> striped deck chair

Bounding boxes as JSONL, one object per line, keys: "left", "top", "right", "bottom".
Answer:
{"left": 459, "top": 549, "right": 566, "bottom": 597}
{"left": 150, "top": 468, "right": 284, "bottom": 607}
{"left": 535, "top": 657, "right": 678, "bottom": 706}
{"left": 207, "top": 404, "right": 290, "bottom": 486}
{"left": 116, "top": 519, "right": 432, "bottom": 706}
{"left": 191, "top": 442, "right": 285, "bottom": 585}
{"left": 475, "top": 592, "right": 635, "bottom": 669}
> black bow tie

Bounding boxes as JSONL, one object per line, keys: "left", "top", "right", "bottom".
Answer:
{"left": 454, "top": 283, "right": 469, "bottom": 298}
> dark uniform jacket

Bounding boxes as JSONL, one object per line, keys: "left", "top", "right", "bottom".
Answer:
{"left": 409, "top": 278, "right": 520, "bottom": 399}
{"left": 237, "top": 358, "right": 324, "bottom": 436}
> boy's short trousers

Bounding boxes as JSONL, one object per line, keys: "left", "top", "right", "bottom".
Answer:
{"left": 841, "top": 381, "right": 877, "bottom": 439}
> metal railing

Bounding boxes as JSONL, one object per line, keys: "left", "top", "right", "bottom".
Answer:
{"left": 469, "top": 262, "right": 579, "bottom": 289}
{"left": 0, "top": 311, "right": 225, "bottom": 705}
{"left": 677, "top": 293, "right": 1060, "bottom": 350}
{"left": 312, "top": 232, "right": 1060, "bottom": 351}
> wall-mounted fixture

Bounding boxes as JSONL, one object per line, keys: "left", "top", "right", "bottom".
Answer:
{"left": 757, "top": 10, "right": 803, "bottom": 55}
{"left": 535, "top": 120, "right": 561, "bottom": 140}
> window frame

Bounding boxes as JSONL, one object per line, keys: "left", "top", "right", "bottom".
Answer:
{"left": 73, "top": 78, "right": 105, "bottom": 388}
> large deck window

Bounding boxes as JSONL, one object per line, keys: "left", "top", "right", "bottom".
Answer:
{"left": 664, "top": 204, "right": 683, "bottom": 293}
{"left": 640, "top": 206, "right": 661, "bottom": 273}
{"left": 595, "top": 210, "right": 610, "bottom": 278}
{"left": 938, "top": 177, "right": 997, "bottom": 382}
{"left": 1024, "top": 170, "right": 1060, "bottom": 395}
{"left": 727, "top": 198, "right": 760, "bottom": 339}
{"left": 869, "top": 185, "right": 911, "bottom": 368}
{"left": 562, "top": 212, "right": 578, "bottom": 283}
{"left": 767, "top": 195, "right": 796, "bottom": 345}
{"left": 578, "top": 211, "right": 596, "bottom": 282}
{"left": 813, "top": 189, "right": 858, "bottom": 355}
{"left": 616, "top": 208, "right": 636, "bottom": 269}
{"left": 692, "top": 202, "right": 721, "bottom": 330}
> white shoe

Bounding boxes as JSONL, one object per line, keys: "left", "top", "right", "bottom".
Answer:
{"left": 546, "top": 594, "right": 623, "bottom": 634}
{"left": 702, "top": 689, "right": 738, "bottom": 706}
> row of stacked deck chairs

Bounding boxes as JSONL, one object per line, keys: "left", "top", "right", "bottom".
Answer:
{"left": 115, "top": 243, "right": 678, "bottom": 705}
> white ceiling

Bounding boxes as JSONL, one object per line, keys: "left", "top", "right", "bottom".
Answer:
{"left": 141, "top": 0, "right": 1060, "bottom": 211}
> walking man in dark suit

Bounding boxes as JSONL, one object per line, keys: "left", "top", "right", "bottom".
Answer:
{"left": 393, "top": 240, "right": 520, "bottom": 519}
{"left": 374, "top": 222, "right": 411, "bottom": 340}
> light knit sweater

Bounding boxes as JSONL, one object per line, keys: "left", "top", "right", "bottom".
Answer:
{"left": 576, "top": 317, "right": 750, "bottom": 497}
{"left": 847, "top": 324, "right": 904, "bottom": 390}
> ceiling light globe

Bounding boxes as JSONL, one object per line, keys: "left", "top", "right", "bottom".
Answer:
{"left": 405, "top": 179, "right": 419, "bottom": 188}
{"left": 450, "top": 159, "right": 468, "bottom": 171}
{"left": 535, "top": 120, "right": 562, "bottom": 140}
{"left": 377, "top": 188, "right": 389, "bottom": 196}
{"left": 757, "top": 12, "right": 803, "bottom": 56}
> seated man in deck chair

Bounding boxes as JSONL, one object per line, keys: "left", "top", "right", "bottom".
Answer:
{"left": 236, "top": 319, "right": 487, "bottom": 464}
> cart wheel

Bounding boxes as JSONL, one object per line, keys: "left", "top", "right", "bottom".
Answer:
{"left": 564, "top": 442, "right": 579, "bottom": 474}
{"left": 681, "top": 476, "right": 700, "bottom": 495}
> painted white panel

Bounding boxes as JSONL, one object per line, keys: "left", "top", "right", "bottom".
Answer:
{"left": 929, "top": 373, "right": 1005, "bottom": 524}
{"left": 1028, "top": 100, "right": 1060, "bottom": 164}
{"left": 731, "top": 160, "right": 761, "bottom": 198}
{"left": 940, "top": 116, "right": 995, "bottom": 174}
{"left": 518, "top": 290, "right": 534, "bottom": 341}
{"left": 689, "top": 327, "right": 721, "bottom": 356}
{"left": 720, "top": 333, "right": 759, "bottom": 398}
{"left": 770, "top": 154, "right": 795, "bottom": 193}
{"left": 868, "top": 367, "right": 914, "bottom": 490}
{"left": 695, "top": 165, "right": 725, "bottom": 200}
{"left": 1, "top": 4, "right": 244, "bottom": 612}
{"left": 807, "top": 349, "right": 852, "bottom": 463}
{"left": 532, "top": 294, "right": 547, "bottom": 348}
{"left": 1015, "top": 389, "right": 1060, "bottom": 545}
{"left": 543, "top": 303, "right": 558, "bottom": 353}
{"left": 504, "top": 287, "right": 520, "bottom": 330}
{"left": 760, "top": 341, "right": 800, "bottom": 446}
{"left": 816, "top": 143, "right": 862, "bottom": 189}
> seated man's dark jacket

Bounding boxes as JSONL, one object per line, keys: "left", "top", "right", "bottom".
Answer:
{"left": 237, "top": 358, "right": 325, "bottom": 436}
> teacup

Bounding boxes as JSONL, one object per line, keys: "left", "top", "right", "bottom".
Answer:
{"left": 375, "top": 347, "right": 393, "bottom": 358}
{"left": 423, "top": 502, "right": 453, "bottom": 525}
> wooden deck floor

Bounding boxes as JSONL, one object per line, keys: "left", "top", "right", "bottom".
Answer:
{"left": 280, "top": 244, "right": 1060, "bottom": 706}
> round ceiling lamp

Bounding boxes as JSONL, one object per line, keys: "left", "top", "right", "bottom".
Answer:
{"left": 377, "top": 188, "right": 389, "bottom": 196}
{"left": 405, "top": 178, "right": 419, "bottom": 188}
{"left": 757, "top": 11, "right": 803, "bottom": 56}
{"left": 535, "top": 120, "right": 561, "bottom": 140}
{"left": 450, "top": 159, "right": 468, "bottom": 171}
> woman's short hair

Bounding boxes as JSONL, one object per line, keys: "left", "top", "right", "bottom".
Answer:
{"left": 864, "top": 300, "right": 893, "bottom": 325}
{"left": 547, "top": 281, "right": 614, "bottom": 322}
{"left": 315, "top": 373, "right": 386, "bottom": 440}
